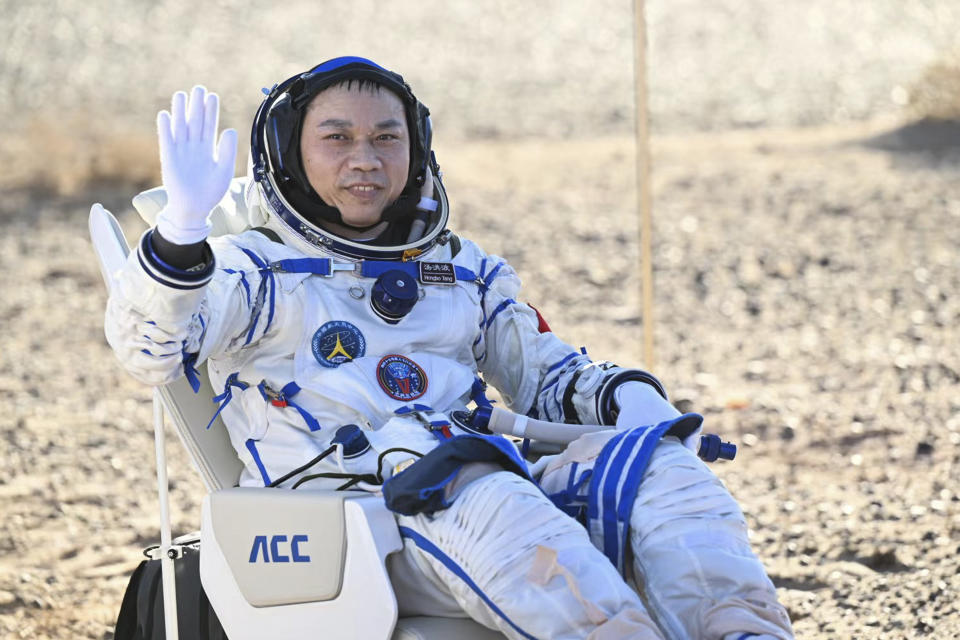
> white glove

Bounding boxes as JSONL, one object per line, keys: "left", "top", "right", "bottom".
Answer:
{"left": 613, "top": 380, "right": 707, "bottom": 448}
{"left": 155, "top": 86, "right": 238, "bottom": 245}
{"left": 614, "top": 381, "right": 680, "bottom": 426}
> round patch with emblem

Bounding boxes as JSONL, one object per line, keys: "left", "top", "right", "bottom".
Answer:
{"left": 312, "top": 321, "right": 366, "bottom": 368}
{"left": 376, "top": 354, "right": 428, "bottom": 401}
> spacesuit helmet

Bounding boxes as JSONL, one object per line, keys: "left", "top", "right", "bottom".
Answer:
{"left": 250, "top": 56, "right": 449, "bottom": 261}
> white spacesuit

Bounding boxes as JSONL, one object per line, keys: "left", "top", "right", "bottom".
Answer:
{"left": 105, "top": 57, "right": 793, "bottom": 639}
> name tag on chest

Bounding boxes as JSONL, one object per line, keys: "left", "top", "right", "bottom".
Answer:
{"left": 418, "top": 262, "right": 457, "bottom": 285}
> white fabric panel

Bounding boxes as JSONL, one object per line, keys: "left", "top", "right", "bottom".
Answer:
{"left": 391, "top": 472, "right": 664, "bottom": 640}
{"left": 392, "top": 616, "right": 505, "bottom": 640}
{"left": 628, "top": 439, "right": 795, "bottom": 640}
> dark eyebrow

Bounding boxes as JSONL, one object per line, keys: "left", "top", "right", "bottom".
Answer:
{"left": 315, "top": 118, "right": 404, "bottom": 130}
{"left": 375, "top": 118, "right": 404, "bottom": 130}
{"left": 316, "top": 118, "right": 352, "bottom": 128}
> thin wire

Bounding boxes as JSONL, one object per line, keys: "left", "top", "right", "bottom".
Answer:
{"left": 267, "top": 445, "right": 337, "bottom": 488}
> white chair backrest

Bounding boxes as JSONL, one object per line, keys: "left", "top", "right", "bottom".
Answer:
{"left": 89, "top": 203, "right": 244, "bottom": 490}
{"left": 157, "top": 369, "right": 243, "bottom": 490}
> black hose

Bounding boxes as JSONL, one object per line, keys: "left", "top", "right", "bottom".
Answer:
{"left": 267, "top": 445, "right": 337, "bottom": 488}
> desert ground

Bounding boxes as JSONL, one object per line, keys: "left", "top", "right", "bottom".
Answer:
{"left": 1, "top": 2, "right": 959, "bottom": 638}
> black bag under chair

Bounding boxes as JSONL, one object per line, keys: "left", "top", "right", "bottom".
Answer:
{"left": 115, "top": 543, "right": 228, "bottom": 640}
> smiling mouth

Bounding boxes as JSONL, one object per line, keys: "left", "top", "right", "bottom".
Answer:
{"left": 346, "top": 184, "right": 381, "bottom": 193}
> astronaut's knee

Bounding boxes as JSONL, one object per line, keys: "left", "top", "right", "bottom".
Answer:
{"left": 585, "top": 608, "right": 665, "bottom": 640}
{"left": 627, "top": 439, "right": 793, "bottom": 638}
{"left": 422, "top": 470, "right": 577, "bottom": 562}
{"left": 441, "top": 461, "right": 510, "bottom": 504}
{"left": 704, "top": 591, "right": 795, "bottom": 640}
{"left": 631, "top": 438, "right": 745, "bottom": 545}
{"left": 401, "top": 470, "right": 661, "bottom": 639}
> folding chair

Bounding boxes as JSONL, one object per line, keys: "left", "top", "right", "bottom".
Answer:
{"left": 89, "top": 203, "right": 504, "bottom": 640}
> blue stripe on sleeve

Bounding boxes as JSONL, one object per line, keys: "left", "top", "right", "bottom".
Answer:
{"left": 137, "top": 250, "right": 208, "bottom": 290}
{"left": 546, "top": 352, "right": 579, "bottom": 374}
{"left": 197, "top": 312, "right": 207, "bottom": 345}
{"left": 479, "top": 261, "right": 505, "bottom": 294}
{"left": 540, "top": 375, "right": 561, "bottom": 394}
{"left": 537, "top": 353, "right": 580, "bottom": 414}
{"left": 222, "top": 268, "right": 251, "bottom": 307}
{"left": 238, "top": 248, "right": 277, "bottom": 337}
{"left": 141, "top": 230, "right": 214, "bottom": 284}
{"left": 484, "top": 298, "right": 516, "bottom": 328}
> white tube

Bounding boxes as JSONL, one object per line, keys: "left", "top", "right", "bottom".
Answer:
{"left": 153, "top": 388, "right": 179, "bottom": 640}
{"left": 512, "top": 414, "right": 529, "bottom": 438}
{"left": 485, "top": 407, "right": 611, "bottom": 444}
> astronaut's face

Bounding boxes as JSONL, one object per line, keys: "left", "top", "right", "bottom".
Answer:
{"left": 300, "top": 84, "right": 410, "bottom": 229}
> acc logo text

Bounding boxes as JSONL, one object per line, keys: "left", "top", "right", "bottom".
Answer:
{"left": 249, "top": 534, "right": 311, "bottom": 563}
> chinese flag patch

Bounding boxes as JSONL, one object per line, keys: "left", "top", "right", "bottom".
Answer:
{"left": 528, "top": 304, "right": 552, "bottom": 333}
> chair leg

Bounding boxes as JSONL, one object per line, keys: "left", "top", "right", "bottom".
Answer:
{"left": 154, "top": 388, "right": 180, "bottom": 639}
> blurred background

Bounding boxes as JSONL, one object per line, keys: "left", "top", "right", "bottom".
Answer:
{"left": 1, "top": 1, "right": 959, "bottom": 638}
{"left": 1, "top": 0, "right": 959, "bottom": 190}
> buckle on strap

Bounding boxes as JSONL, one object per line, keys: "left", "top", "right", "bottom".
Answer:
{"left": 326, "top": 262, "right": 358, "bottom": 277}
{"left": 411, "top": 410, "right": 453, "bottom": 439}
{"left": 268, "top": 258, "right": 358, "bottom": 277}
{"left": 395, "top": 405, "right": 453, "bottom": 439}
{"left": 260, "top": 382, "right": 288, "bottom": 407}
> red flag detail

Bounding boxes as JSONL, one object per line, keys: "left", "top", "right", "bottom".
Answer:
{"left": 528, "top": 304, "right": 552, "bottom": 333}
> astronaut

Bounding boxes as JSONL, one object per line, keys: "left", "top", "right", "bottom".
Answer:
{"left": 105, "top": 57, "right": 793, "bottom": 639}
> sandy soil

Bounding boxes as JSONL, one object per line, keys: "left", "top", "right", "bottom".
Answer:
{"left": 2, "top": 2, "right": 960, "bottom": 639}
{"left": 2, "top": 121, "right": 959, "bottom": 639}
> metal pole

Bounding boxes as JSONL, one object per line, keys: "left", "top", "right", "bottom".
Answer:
{"left": 153, "top": 388, "right": 180, "bottom": 640}
{"left": 634, "top": 0, "right": 656, "bottom": 369}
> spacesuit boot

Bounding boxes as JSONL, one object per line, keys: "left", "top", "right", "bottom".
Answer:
{"left": 388, "top": 470, "right": 665, "bottom": 640}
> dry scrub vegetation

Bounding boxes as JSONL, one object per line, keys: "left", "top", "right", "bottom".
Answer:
{"left": 910, "top": 50, "right": 960, "bottom": 122}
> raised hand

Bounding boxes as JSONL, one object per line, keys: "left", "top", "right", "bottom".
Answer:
{"left": 155, "top": 86, "right": 238, "bottom": 245}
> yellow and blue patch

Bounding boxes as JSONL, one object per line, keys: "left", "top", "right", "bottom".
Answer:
{"left": 312, "top": 321, "right": 366, "bottom": 368}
